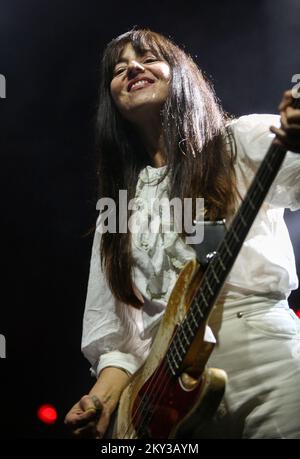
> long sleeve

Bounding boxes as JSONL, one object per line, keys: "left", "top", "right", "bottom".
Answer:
{"left": 224, "top": 114, "right": 299, "bottom": 296}
{"left": 81, "top": 218, "right": 152, "bottom": 377}
{"left": 230, "top": 114, "right": 300, "bottom": 210}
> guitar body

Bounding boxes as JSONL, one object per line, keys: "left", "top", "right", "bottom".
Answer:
{"left": 113, "top": 259, "right": 227, "bottom": 439}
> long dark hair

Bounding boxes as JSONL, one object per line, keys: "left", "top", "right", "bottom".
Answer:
{"left": 96, "top": 27, "right": 237, "bottom": 309}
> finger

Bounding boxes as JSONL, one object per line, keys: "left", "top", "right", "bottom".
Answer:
{"left": 77, "top": 407, "right": 112, "bottom": 439}
{"left": 285, "top": 106, "right": 300, "bottom": 124}
{"left": 282, "top": 124, "right": 300, "bottom": 136}
{"left": 95, "top": 408, "right": 111, "bottom": 439}
{"left": 91, "top": 394, "right": 103, "bottom": 414}
{"left": 72, "top": 395, "right": 102, "bottom": 428}
{"left": 73, "top": 421, "right": 97, "bottom": 439}
{"left": 65, "top": 394, "right": 101, "bottom": 428}
{"left": 280, "top": 110, "right": 288, "bottom": 130}
{"left": 269, "top": 126, "right": 287, "bottom": 149}
{"left": 278, "top": 90, "right": 294, "bottom": 111}
{"left": 270, "top": 126, "right": 300, "bottom": 151}
{"left": 65, "top": 409, "right": 99, "bottom": 429}
{"left": 270, "top": 125, "right": 286, "bottom": 138}
{"left": 73, "top": 406, "right": 109, "bottom": 439}
{"left": 270, "top": 124, "right": 300, "bottom": 140}
{"left": 79, "top": 394, "right": 99, "bottom": 413}
{"left": 278, "top": 111, "right": 300, "bottom": 137}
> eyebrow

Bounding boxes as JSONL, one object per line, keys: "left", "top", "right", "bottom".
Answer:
{"left": 115, "top": 49, "right": 154, "bottom": 66}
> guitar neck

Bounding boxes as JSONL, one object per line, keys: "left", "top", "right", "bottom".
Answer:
{"left": 167, "top": 94, "right": 300, "bottom": 375}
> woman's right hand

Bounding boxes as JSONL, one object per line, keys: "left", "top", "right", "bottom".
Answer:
{"left": 64, "top": 393, "right": 112, "bottom": 438}
{"left": 64, "top": 367, "right": 130, "bottom": 438}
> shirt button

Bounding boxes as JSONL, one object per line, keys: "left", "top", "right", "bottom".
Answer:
{"left": 237, "top": 312, "right": 243, "bottom": 318}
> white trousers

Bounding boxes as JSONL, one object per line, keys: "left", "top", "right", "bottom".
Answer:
{"left": 195, "top": 292, "right": 300, "bottom": 439}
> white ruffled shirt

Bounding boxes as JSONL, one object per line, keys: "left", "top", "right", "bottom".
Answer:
{"left": 82, "top": 114, "right": 300, "bottom": 377}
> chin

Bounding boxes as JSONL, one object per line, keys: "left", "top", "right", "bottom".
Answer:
{"left": 128, "top": 105, "right": 163, "bottom": 122}
{"left": 121, "top": 98, "right": 164, "bottom": 122}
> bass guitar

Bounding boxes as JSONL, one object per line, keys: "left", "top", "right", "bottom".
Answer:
{"left": 113, "top": 95, "right": 300, "bottom": 439}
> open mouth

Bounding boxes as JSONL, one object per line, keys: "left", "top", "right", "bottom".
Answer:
{"left": 128, "top": 78, "right": 155, "bottom": 92}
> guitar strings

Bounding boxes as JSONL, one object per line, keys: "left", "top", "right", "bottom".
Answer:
{"left": 121, "top": 357, "right": 172, "bottom": 437}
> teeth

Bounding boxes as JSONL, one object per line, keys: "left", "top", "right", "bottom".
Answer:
{"left": 131, "top": 79, "right": 149, "bottom": 90}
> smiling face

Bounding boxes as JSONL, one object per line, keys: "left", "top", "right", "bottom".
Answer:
{"left": 110, "top": 43, "right": 171, "bottom": 124}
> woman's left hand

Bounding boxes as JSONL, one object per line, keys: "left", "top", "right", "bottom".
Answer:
{"left": 270, "top": 89, "right": 300, "bottom": 153}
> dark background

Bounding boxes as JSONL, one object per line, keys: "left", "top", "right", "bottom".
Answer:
{"left": 0, "top": 0, "right": 299, "bottom": 438}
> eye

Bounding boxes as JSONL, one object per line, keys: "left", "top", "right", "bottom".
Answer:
{"left": 113, "top": 67, "right": 127, "bottom": 78}
{"left": 143, "top": 57, "right": 157, "bottom": 64}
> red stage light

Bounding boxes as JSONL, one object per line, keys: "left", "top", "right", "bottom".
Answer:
{"left": 37, "top": 404, "right": 58, "bottom": 424}
{"left": 296, "top": 309, "right": 300, "bottom": 319}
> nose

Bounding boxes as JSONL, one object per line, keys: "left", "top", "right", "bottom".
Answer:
{"left": 127, "top": 60, "right": 145, "bottom": 78}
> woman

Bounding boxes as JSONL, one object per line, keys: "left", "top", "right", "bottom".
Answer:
{"left": 65, "top": 27, "right": 300, "bottom": 438}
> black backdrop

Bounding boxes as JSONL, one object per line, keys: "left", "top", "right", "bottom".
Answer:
{"left": 0, "top": 0, "right": 299, "bottom": 438}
